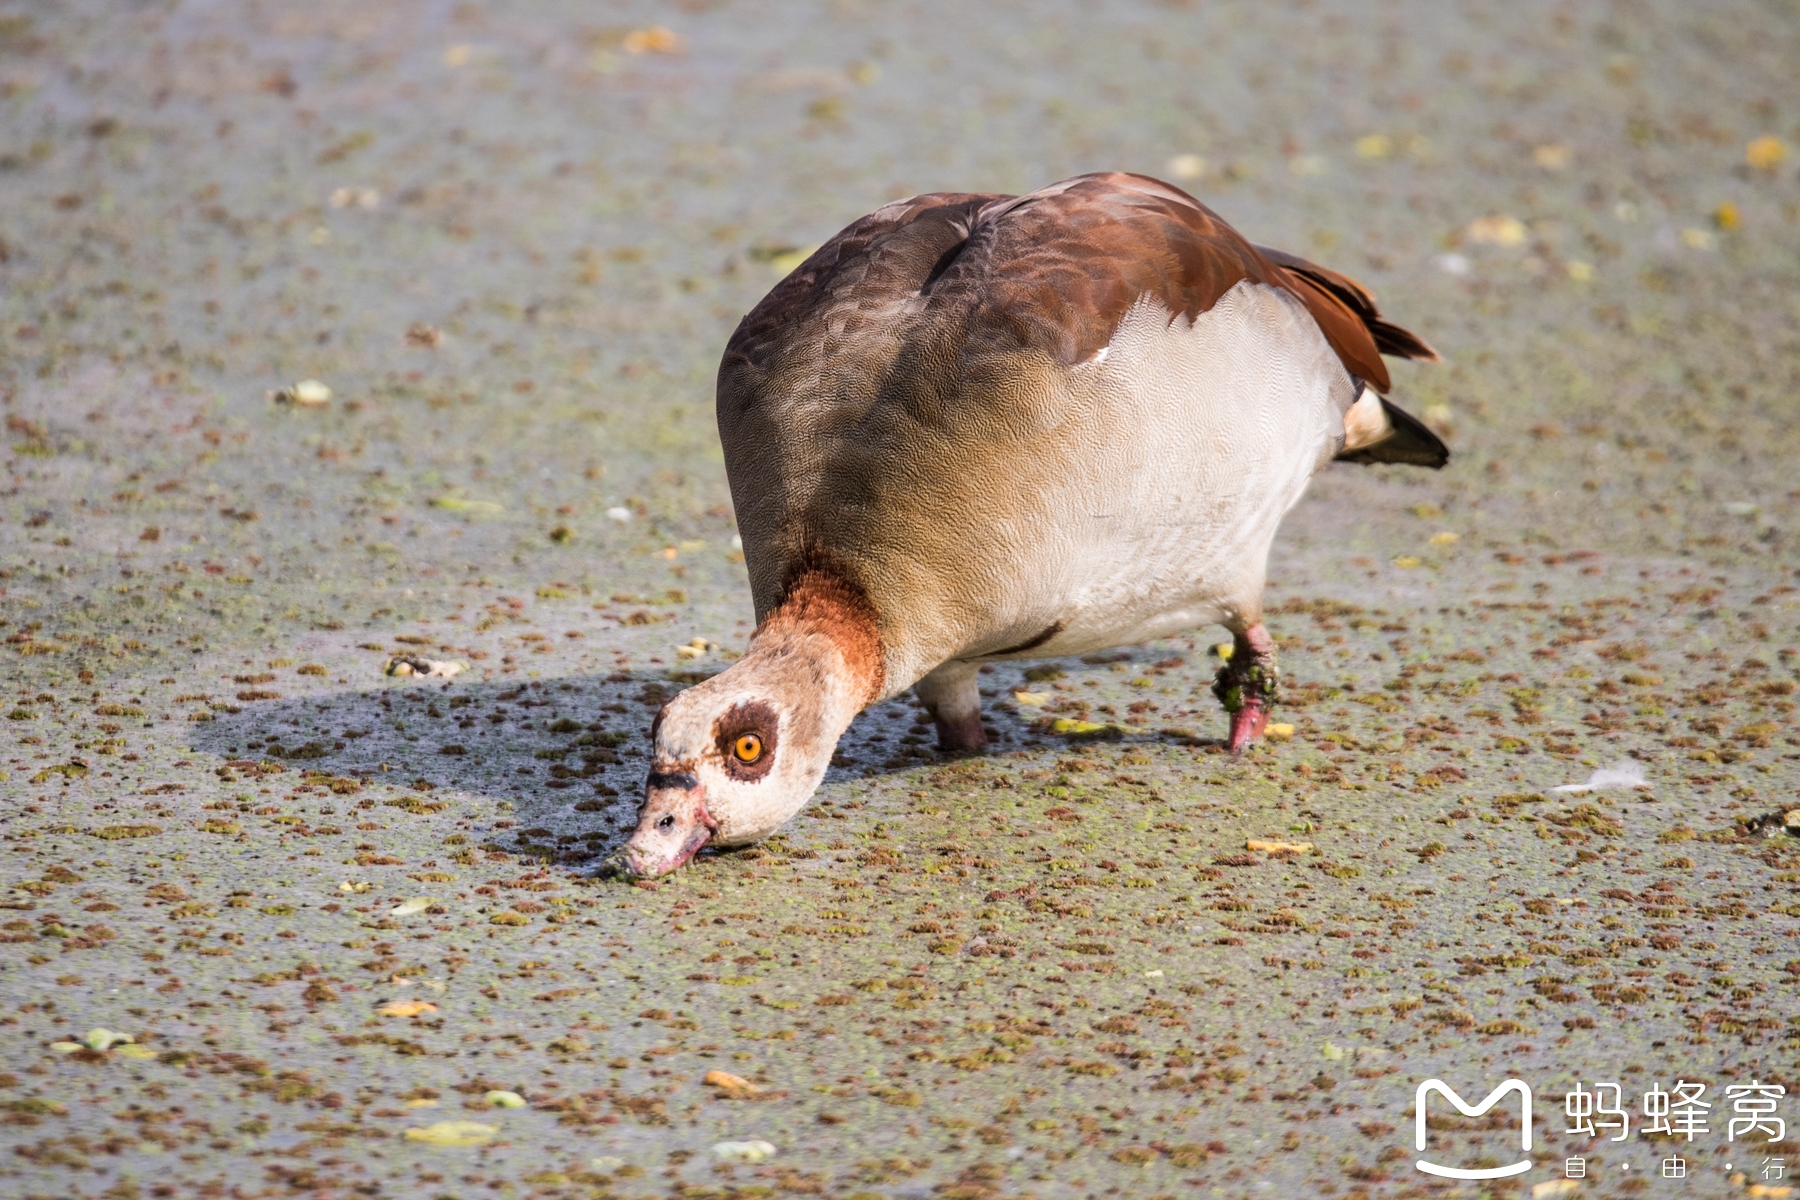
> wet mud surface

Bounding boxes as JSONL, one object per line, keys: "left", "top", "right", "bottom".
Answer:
{"left": 2, "top": 1, "right": 1799, "bottom": 1197}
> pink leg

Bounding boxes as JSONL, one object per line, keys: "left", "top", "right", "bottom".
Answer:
{"left": 932, "top": 707, "right": 988, "bottom": 752}
{"left": 1212, "top": 623, "right": 1278, "bottom": 754}
{"left": 914, "top": 660, "right": 988, "bottom": 752}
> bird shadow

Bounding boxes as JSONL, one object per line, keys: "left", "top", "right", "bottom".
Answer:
{"left": 184, "top": 657, "right": 1214, "bottom": 869}
{"left": 185, "top": 669, "right": 665, "bottom": 869}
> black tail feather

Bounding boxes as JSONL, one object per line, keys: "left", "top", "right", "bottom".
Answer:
{"left": 1366, "top": 317, "right": 1439, "bottom": 362}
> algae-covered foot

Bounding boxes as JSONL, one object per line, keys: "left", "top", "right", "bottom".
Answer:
{"left": 1213, "top": 623, "right": 1280, "bottom": 753}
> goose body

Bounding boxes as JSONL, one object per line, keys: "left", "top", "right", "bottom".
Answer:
{"left": 618, "top": 172, "right": 1444, "bottom": 877}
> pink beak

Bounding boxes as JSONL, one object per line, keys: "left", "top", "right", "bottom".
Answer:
{"left": 609, "top": 771, "right": 719, "bottom": 878}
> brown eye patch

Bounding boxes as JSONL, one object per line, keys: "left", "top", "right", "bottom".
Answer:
{"left": 716, "top": 700, "right": 778, "bottom": 782}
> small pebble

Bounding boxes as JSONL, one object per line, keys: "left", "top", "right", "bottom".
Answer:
{"left": 385, "top": 655, "right": 466, "bottom": 679}
{"left": 270, "top": 379, "right": 332, "bottom": 408}
{"left": 711, "top": 1139, "right": 777, "bottom": 1164}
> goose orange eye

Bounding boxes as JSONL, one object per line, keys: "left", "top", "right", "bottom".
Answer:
{"left": 732, "top": 734, "right": 763, "bottom": 764}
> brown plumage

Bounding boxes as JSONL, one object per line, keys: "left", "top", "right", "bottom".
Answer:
{"left": 721, "top": 171, "right": 1445, "bottom": 630}
{"left": 727, "top": 171, "right": 1436, "bottom": 405}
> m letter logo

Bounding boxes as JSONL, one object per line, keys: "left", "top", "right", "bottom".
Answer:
{"left": 1415, "top": 1078, "right": 1534, "bottom": 1180}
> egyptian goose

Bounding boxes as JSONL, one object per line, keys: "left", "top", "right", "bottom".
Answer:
{"left": 617, "top": 172, "right": 1444, "bottom": 877}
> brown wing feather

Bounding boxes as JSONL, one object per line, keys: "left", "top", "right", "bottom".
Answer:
{"left": 926, "top": 172, "right": 1404, "bottom": 392}
{"left": 1254, "top": 244, "right": 1441, "bottom": 365}
{"left": 722, "top": 191, "right": 1007, "bottom": 380}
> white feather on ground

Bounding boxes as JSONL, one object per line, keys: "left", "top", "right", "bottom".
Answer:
{"left": 1553, "top": 762, "right": 1649, "bottom": 793}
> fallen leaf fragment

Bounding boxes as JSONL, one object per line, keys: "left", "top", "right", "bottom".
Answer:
{"left": 1747, "top": 134, "right": 1787, "bottom": 170}
{"left": 1532, "top": 1181, "right": 1580, "bottom": 1198}
{"left": 405, "top": 1120, "right": 497, "bottom": 1147}
{"left": 1247, "top": 839, "right": 1313, "bottom": 854}
{"left": 621, "top": 26, "right": 683, "bottom": 54}
{"left": 376, "top": 1000, "right": 438, "bottom": 1018}
{"left": 339, "top": 881, "right": 372, "bottom": 894}
{"left": 385, "top": 655, "right": 466, "bottom": 679}
{"left": 115, "top": 1044, "right": 157, "bottom": 1060}
{"left": 1166, "top": 153, "right": 1206, "bottom": 181}
{"left": 1532, "top": 143, "right": 1571, "bottom": 169}
{"left": 484, "top": 1090, "right": 527, "bottom": 1108}
{"left": 330, "top": 186, "right": 379, "bottom": 209}
{"left": 711, "top": 1139, "right": 777, "bottom": 1164}
{"left": 390, "top": 897, "right": 435, "bottom": 917}
{"left": 1011, "top": 690, "right": 1048, "bottom": 706}
{"left": 705, "top": 1069, "right": 752, "bottom": 1088}
{"left": 1466, "top": 215, "right": 1528, "bottom": 247}
{"left": 1264, "top": 723, "right": 1295, "bottom": 741}
{"left": 49, "top": 1042, "right": 82, "bottom": 1054}
{"left": 429, "top": 497, "right": 503, "bottom": 514}
{"left": 767, "top": 246, "right": 816, "bottom": 274}
{"left": 1050, "top": 718, "right": 1128, "bottom": 739}
{"left": 1429, "top": 531, "right": 1459, "bottom": 545}
{"left": 704, "top": 1069, "right": 763, "bottom": 1099}
{"left": 1321, "top": 1041, "right": 1348, "bottom": 1061}
{"left": 82, "top": 1028, "right": 134, "bottom": 1051}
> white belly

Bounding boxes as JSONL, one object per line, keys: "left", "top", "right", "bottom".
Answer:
{"left": 971, "top": 281, "right": 1350, "bottom": 662}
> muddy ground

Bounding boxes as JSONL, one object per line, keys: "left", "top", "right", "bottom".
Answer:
{"left": 2, "top": 1, "right": 1799, "bottom": 1197}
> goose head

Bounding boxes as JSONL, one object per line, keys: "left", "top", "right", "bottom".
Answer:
{"left": 611, "top": 585, "right": 879, "bottom": 877}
